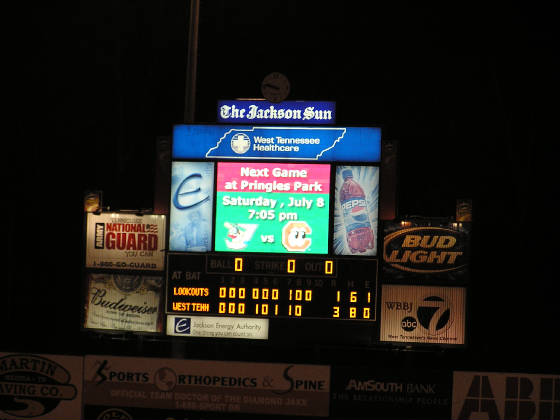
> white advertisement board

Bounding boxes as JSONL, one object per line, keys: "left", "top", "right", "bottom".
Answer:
{"left": 166, "top": 315, "right": 269, "bottom": 340}
{"left": 452, "top": 371, "right": 559, "bottom": 420}
{"left": 83, "top": 355, "right": 330, "bottom": 417}
{"left": 380, "top": 284, "right": 466, "bottom": 345}
{"left": 85, "top": 213, "right": 166, "bottom": 271}
{"left": 83, "top": 272, "right": 164, "bottom": 333}
{"left": 0, "top": 353, "right": 83, "bottom": 420}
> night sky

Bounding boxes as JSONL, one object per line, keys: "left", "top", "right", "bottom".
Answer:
{"left": 6, "top": 1, "right": 559, "bottom": 374}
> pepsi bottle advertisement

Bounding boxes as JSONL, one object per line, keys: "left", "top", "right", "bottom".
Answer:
{"left": 333, "top": 165, "right": 379, "bottom": 256}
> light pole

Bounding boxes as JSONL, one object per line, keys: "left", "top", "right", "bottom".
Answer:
{"left": 184, "top": 0, "right": 200, "bottom": 123}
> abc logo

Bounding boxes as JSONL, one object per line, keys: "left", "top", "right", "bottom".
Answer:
{"left": 401, "top": 316, "right": 417, "bottom": 331}
{"left": 399, "top": 296, "right": 452, "bottom": 335}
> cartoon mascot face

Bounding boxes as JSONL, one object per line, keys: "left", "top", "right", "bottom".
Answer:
{"left": 282, "top": 221, "right": 312, "bottom": 252}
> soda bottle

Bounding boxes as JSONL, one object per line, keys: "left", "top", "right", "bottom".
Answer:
{"left": 339, "top": 169, "right": 374, "bottom": 253}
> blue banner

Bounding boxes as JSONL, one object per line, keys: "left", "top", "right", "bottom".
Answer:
{"left": 217, "top": 100, "right": 336, "bottom": 125}
{"left": 173, "top": 125, "right": 381, "bottom": 162}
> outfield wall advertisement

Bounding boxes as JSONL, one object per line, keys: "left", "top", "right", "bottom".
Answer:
{"left": 83, "top": 355, "right": 330, "bottom": 417}
{"left": 452, "top": 371, "right": 559, "bottom": 420}
{"left": 0, "top": 353, "right": 83, "bottom": 420}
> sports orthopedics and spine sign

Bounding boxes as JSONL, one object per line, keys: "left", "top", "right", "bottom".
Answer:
{"left": 83, "top": 355, "right": 330, "bottom": 417}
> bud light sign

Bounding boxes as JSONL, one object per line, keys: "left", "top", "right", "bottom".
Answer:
{"left": 382, "top": 219, "right": 471, "bottom": 285}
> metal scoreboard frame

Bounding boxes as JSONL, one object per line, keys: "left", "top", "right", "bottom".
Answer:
{"left": 165, "top": 124, "right": 383, "bottom": 343}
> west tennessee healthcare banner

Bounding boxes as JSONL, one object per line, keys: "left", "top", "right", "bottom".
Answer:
{"left": 85, "top": 213, "right": 166, "bottom": 271}
{"left": 172, "top": 124, "right": 381, "bottom": 162}
{"left": 83, "top": 355, "right": 330, "bottom": 417}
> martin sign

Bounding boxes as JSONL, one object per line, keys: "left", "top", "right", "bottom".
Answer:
{"left": 218, "top": 100, "right": 336, "bottom": 125}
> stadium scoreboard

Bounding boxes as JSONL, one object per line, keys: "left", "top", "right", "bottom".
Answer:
{"left": 166, "top": 125, "right": 382, "bottom": 334}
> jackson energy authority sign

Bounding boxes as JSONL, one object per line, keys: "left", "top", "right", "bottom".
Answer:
{"left": 382, "top": 220, "right": 471, "bottom": 284}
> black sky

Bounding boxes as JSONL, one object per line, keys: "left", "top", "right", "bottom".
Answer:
{"left": 6, "top": 1, "right": 559, "bottom": 372}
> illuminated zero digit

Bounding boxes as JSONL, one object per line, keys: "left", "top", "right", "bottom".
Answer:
{"left": 229, "top": 287, "right": 236, "bottom": 298}
{"left": 262, "top": 288, "right": 269, "bottom": 300}
{"left": 252, "top": 288, "right": 259, "bottom": 299}
{"left": 363, "top": 307, "right": 370, "bottom": 319}
{"left": 261, "top": 303, "right": 269, "bottom": 315}
{"left": 295, "top": 305, "right": 302, "bottom": 316}
{"left": 239, "top": 303, "right": 246, "bottom": 314}
{"left": 287, "top": 259, "right": 296, "bottom": 273}
{"left": 295, "top": 290, "right": 302, "bottom": 301}
{"left": 305, "top": 290, "right": 312, "bottom": 301}
{"left": 272, "top": 289, "right": 279, "bottom": 300}
{"left": 228, "top": 302, "right": 236, "bottom": 314}
{"left": 325, "top": 260, "right": 333, "bottom": 274}
{"left": 235, "top": 258, "right": 243, "bottom": 271}
{"left": 219, "top": 302, "right": 226, "bottom": 313}
{"left": 219, "top": 287, "right": 226, "bottom": 298}
{"left": 239, "top": 288, "right": 246, "bottom": 299}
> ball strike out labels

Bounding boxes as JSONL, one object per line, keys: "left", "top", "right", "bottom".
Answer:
{"left": 215, "top": 162, "right": 330, "bottom": 254}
